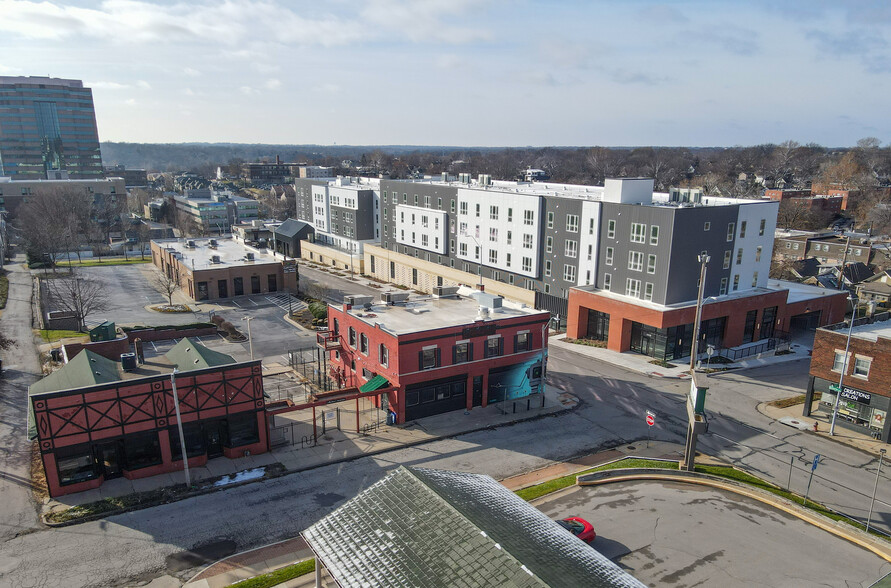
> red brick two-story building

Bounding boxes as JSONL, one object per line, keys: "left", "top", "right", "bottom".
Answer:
{"left": 320, "top": 289, "right": 551, "bottom": 423}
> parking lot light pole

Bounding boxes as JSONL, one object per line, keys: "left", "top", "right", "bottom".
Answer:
{"left": 170, "top": 369, "right": 191, "bottom": 487}
{"left": 830, "top": 296, "right": 857, "bottom": 436}
{"left": 867, "top": 448, "right": 886, "bottom": 533}
{"left": 242, "top": 316, "right": 254, "bottom": 360}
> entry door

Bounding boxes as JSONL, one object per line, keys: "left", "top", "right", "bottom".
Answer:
{"left": 205, "top": 422, "right": 225, "bottom": 458}
{"left": 641, "top": 332, "right": 655, "bottom": 357}
{"left": 472, "top": 376, "right": 483, "bottom": 407}
{"left": 96, "top": 442, "right": 122, "bottom": 479}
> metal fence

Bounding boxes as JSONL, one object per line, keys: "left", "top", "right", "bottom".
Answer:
{"left": 288, "top": 346, "right": 336, "bottom": 394}
{"left": 267, "top": 394, "right": 387, "bottom": 449}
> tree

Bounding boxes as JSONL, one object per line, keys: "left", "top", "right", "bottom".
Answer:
{"left": 135, "top": 222, "right": 153, "bottom": 260}
{"left": 18, "top": 188, "right": 80, "bottom": 270}
{"left": 151, "top": 269, "right": 181, "bottom": 306}
{"left": 46, "top": 275, "right": 109, "bottom": 331}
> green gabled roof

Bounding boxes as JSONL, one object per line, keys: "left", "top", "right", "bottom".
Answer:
{"left": 28, "top": 350, "right": 121, "bottom": 396}
{"left": 359, "top": 374, "right": 389, "bottom": 393}
{"left": 165, "top": 337, "right": 235, "bottom": 371}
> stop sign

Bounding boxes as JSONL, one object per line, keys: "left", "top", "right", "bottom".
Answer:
{"left": 646, "top": 414, "right": 655, "bottom": 426}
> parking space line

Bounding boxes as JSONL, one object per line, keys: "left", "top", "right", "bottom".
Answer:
{"left": 250, "top": 299, "right": 259, "bottom": 306}
{"left": 232, "top": 300, "right": 242, "bottom": 308}
{"left": 150, "top": 341, "right": 157, "bottom": 351}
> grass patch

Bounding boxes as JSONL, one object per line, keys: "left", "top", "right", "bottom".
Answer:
{"left": 769, "top": 395, "right": 807, "bottom": 409}
{"left": 564, "top": 337, "right": 607, "bottom": 349}
{"left": 515, "top": 458, "right": 678, "bottom": 502}
{"left": 648, "top": 358, "right": 674, "bottom": 368}
{"left": 227, "top": 559, "right": 315, "bottom": 588}
{"left": 61, "top": 258, "right": 150, "bottom": 267}
{"left": 39, "top": 329, "right": 85, "bottom": 342}
{"left": 0, "top": 271, "right": 8, "bottom": 309}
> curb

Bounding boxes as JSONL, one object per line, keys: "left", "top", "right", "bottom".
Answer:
{"left": 576, "top": 468, "right": 891, "bottom": 563}
{"left": 41, "top": 402, "right": 577, "bottom": 527}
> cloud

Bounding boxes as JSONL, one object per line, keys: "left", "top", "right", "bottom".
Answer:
{"left": 312, "top": 83, "right": 341, "bottom": 94}
{"left": 89, "top": 81, "right": 131, "bottom": 90}
{"left": 136, "top": 79, "right": 151, "bottom": 89}
{"left": 607, "top": 69, "right": 670, "bottom": 86}
{"left": 638, "top": 4, "right": 688, "bottom": 24}
{"left": 435, "top": 54, "right": 465, "bottom": 70}
{"left": 264, "top": 78, "right": 281, "bottom": 90}
{"left": 239, "top": 86, "right": 257, "bottom": 95}
{"left": 806, "top": 28, "right": 890, "bottom": 72}
{"left": 183, "top": 67, "right": 201, "bottom": 77}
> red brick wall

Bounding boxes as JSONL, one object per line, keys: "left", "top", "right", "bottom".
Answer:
{"left": 810, "top": 329, "right": 891, "bottom": 400}
{"left": 63, "top": 338, "right": 130, "bottom": 362}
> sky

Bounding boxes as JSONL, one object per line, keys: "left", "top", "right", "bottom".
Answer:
{"left": 1, "top": 0, "right": 889, "bottom": 147}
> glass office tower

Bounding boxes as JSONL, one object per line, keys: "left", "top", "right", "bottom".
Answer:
{"left": 0, "top": 76, "right": 103, "bottom": 179}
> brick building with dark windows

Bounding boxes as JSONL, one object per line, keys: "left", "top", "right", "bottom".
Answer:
{"left": 28, "top": 338, "right": 269, "bottom": 498}
{"left": 805, "top": 316, "right": 891, "bottom": 443}
{"left": 320, "top": 288, "right": 550, "bottom": 424}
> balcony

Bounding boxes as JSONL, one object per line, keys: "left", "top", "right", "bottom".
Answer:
{"left": 317, "top": 330, "right": 341, "bottom": 351}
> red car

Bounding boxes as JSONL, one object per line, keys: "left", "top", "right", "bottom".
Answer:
{"left": 556, "top": 517, "right": 596, "bottom": 543}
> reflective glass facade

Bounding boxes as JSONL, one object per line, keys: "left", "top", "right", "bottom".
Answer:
{"left": 0, "top": 76, "right": 103, "bottom": 179}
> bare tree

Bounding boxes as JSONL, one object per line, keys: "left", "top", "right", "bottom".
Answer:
{"left": 19, "top": 188, "right": 75, "bottom": 270}
{"left": 151, "top": 269, "right": 180, "bottom": 306}
{"left": 47, "top": 275, "right": 109, "bottom": 331}
{"left": 135, "top": 222, "right": 153, "bottom": 260}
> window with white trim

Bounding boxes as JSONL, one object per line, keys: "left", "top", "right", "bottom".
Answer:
{"left": 566, "top": 214, "right": 579, "bottom": 233}
{"left": 854, "top": 357, "right": 871, "bottom": 378}
{"left": 650, "top": 225, "right": 659, "bottom": 245}
{"left": 604, "top": 273, "right": 612, "bottom": 291}
{"left": 732, "top": 275, "right": 740, "bottom": 291}
{"left": 460, "top": 201, "right": 468, "bottom": 215}
{"left": 605, "top": 247, "right": 614, "bottom": 265}
{"left": 628, "top": 251, "right": 643, "bottom": 271}
{"left": 565, "top": 240, "right": 578, "bottom": 258}
{"left": 489, "top": 250, "right": 498, "bottom": 264}
{"left": 720, "top": 277, "right": 728, "bottom": 295}
{"left": 630, "top": 223, "right": 646, "bottom": 243}
{"left": 563, "top": 264, "right": 576, "bottom": 282}
{"left": 737, "top": 248, "right": 743, "bottom": 265}
{"left": 739, "top": 221, "right": 747, "bottom": 238}
{"left": 832, "top": 351, "right": 847, "bottom": 372}
{"left": 544, "top": 260, "right": 551, "bottom": 276}
{"left": 607, "top": 219, "right": 616, "bottom": 238}
{"left": 759, "top": 219, "right": 766, "bottom": 236}
{"left": 489, "top": 227, "right": 498, "bottom": 242}
{"left": 379, "top": 344, "right": 388, "bottom": 367}
{"left": 359, "top": 333, "right": 368, "bottom": 355}
{"left": 490, "top": 205, "right": 499, "bottom": 220}
{"left": 507, "top": 230, "right": 512, "bottom": 245}
{"left": 522, "top": 257, "right": 532, "bottom": 272}
{"left": 727, "top": 222, "right": 735, "bottom": 242}
{"left": 459, "top": 242, "right": 467, "bottom": 256}
{"left": 723, "top": 250, "right": 731, "bottom": 269}
{"left": 647, "top": 254, "right": 657, "bottom": 274}
{"left": 752, "top": 272, "right": 758, "bottom": 287}
{"left": 626, "top": 278, "right": 641, "bottom": 298}
{"left": 755, "top": 246, "right": 762, "bottom": 262}
{"left": 547, "top": 212, "right": 554, "bottom": 229}
{"left": 524, "top": 210, "right": 534, "bottom": 225}
{"left": 644, "top": 282, "right": 654, "bottom": 301}
{"left": 523, "top": 234, "right": 533, "bottom": 249}
{"left": 704, "top": 221, "right": 711, "bottom": 231}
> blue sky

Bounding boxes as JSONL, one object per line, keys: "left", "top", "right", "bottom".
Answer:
{"left": 1, "top": 0, "right": 888, "bottom": 146}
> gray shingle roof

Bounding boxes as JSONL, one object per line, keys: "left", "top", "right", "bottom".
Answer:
{"left": 302, "top": 466, "right": 645, "bottom": 588}
{"left": 274, "top": 218, "right": 311, "bottom": 239}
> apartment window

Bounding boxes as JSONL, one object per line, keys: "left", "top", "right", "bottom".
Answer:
{"left": 752, "top": 272, "right": 759, "bottom": 287}
{"left": 545, "top": 236, "right": 552, "bottom": 253}
{"left": 474, "top": 203, "right": 480, "bottom": 217}
{"left": 474, "top": 246, "right": 480, "bottom": 260}
{"left": 566, "top": 214, "right": 579, "bottom": 233}
{"left": 736, "top": 248, "right": 744, "bottom": 265}
{"left": 390, "top": 261, "right": 396, "bottom": 279}
{"left": 732, "top": 275, "right": 740, "bottom": 291}
{"left": 720, "top": 277, "right": 728, "bottom": 295}
{"left": 628, "top": 251, "right": 643, "bottom": 271}
{"left": 506, "top": 253, "right": 512, "bottom": 266}
{"left": 523, "top": 234, "right": 533, "bottom": 249}
{"left": 630, "top": 223, "right": 646, "bottom": 243}
{"left": 421, "top": 215, "right": 429, "bottom": 228}
{"left": 607, "top": 220, "right": 616, "bottom": 238}
{"left": 650, "top": 225, "right": 659, "bottom": 245}
{"left": 438, "top": 197, "right": 442, "bottom": 208}
{"left": 565, "top": 240, "right": 578, "bottom": 258}
{"left": 348, "top": 327, "right": 356, "bottom": 348}
{"left": 589, "top": 218, "right": 595, "bottom": 235}
{"left": 604, "top": 273, "right": 612, "bottom": 291}
{"left": 507, "top": 231, "right": 512, "bottom": 245}
{"left": 563, "top": 265, "right": 576, "bottom": 282}
{"left": 459, "top": 243, "right": 467, "bottom": 256}
{"left": 704, "top": 221, "right": 711, "bottom": 231}
{"left": 644, "top": 283, "right": 654, "bottom": 301}
{"left": 547, "top": 211, "right": 554, "bottom": 229}
{"left": 522, "top": 257, "right": 532, "bottom": 272}
{"left": 587, "top": 244, "right": 593, "bottom": 261}
{"left": 414, "top": 194, "right": 419, "bottom": 205}
{"left": 485, "top": 337, "right": 503, "bottom": 358}
{"left": 854, "top": 357, "right": 871, "bottom": 378}
{"left": 460, "top": 202, "right": 468, "bottom": 215}
{"left": 545, "top": 260, "right": 551, "bottom": 276}
{"left": 489, "top": 250, "right": 498, "bottom": 264}
{"left": 524, "top": 210, "right": 534, "bottom": 225}
{"left": 515, "top": 332, "right": 531, "bottom": 352}
{"left": 425, "top": 195, "right": 431, "bottom": 207}
{"left": 626, "top": 278, "right": 641, "bottom": 298}
{"left": 832, "top": 351, "right": 847, "bottom": 372}
{"left": 755, "top": 246, "right": 763, "bottom": 262}
{"left": 489, "top": 227, "right": 498, "bottom": 242}
{"left": 647, "top": 254, "right": 657, "bottom": 274}
{"left": 759, "top": 219, "right": 766, "bottom": 236}
{"left": 508, "top": 208, "right": 513, "bottom": 222}
{"left": 379, "top": 344, "right": 389, "bottom": 367}
{"left": 451, "top": 200, "right": 456, "bottom": 213}
{"left": 454, "top": 341, "right": 471, "bottom": 363}
{"left": 727, "top": 222, "right": 735, "bottom": 242}
{"left": 605, "top": 247, "right": 614, "bottom": 265}
{"left": 420, "top": 347, "right": 439, "bottom": 370}
{"left": 544, "top": 284, "right": 550, "bottom": 293}
{"left": 490, "top": 205, "right": 499, "bottom": 220}
{"left": 719, "top": 251, "right": 729, "bottom": 270}
{"left": 359, "top": 333, "right": 369, "bottom": 355}
{"left": 412, "top": 268, "right": 418, "bottom": 285}
{"left": 739, "top": 221, "right": 747, "bottom": 238}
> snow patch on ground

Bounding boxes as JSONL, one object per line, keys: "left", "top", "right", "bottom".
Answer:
{"left": 214, "top": 468, "right": 265, "bottom": 487}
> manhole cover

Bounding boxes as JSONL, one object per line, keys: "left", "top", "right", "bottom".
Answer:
{"left": 165, "top": 539, "right": 237, "bottom": 573}
{"left": 626, "top": 445, "right": 637, "bottom": 450}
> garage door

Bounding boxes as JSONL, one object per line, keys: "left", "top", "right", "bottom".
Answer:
{"left": 404, "top": 376, "right": 467, "bottom": 421}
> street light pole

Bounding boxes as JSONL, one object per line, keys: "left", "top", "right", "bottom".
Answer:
{"left": 242, "top": 315, "right": 254, "bottom": 360}
{"left": 539, "top": 316, "right": 555, "bottom": 396}
{"left": 169, "top": 369, "right": 190, "bottom": 487}
{"left": 690, "top": 253, "right": 710, "bottom": 372}
{"left": 829, "top": 296, "right": 857, "bottom": 436}
{"left": 866, "top": 448, "right": 887, "bottom": 533}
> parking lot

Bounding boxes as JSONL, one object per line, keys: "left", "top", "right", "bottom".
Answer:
{"left": 534, "top": 481, "right": 891, "bottom": 587}
{"left": 69, "top": 264, "right": 317, "bottom": 362}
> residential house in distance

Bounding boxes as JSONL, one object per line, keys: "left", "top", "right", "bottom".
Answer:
{"left": 151, "top": 237, "right": 296, "bottom": 301}
{"left": 0, "top": 76, "right": 104, "bottom": 180}
{"left": 320, "top": 288, "right": 550, "bottom": 424}
{"left": 806, "top": 317, "right": 891, "bottom": 443}
{"left": 856, "top": 271, "right": 891, "bottom": 305}
{"left": 774, "top": 231, "right": 872, "bottom": 266}
{"left": 28, "top": 338, "right": 268, "bottom": 497}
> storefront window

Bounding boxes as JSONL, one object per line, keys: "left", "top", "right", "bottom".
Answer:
{"left": 123, "top": 431, "right": 162, "bottom": 470}
{"left": 227, "top": 412, "right": 259, "bottom": 447}
{"left": 169, "top": 422, "right": 205, "bottom": 461}
{"left": 56, "top": 445, "right": 98, "bottom": 485}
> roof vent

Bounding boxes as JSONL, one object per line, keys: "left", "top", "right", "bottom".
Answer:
{"left": 246, "top": 252, "right": 255, "bottom": 261}
{"left": 211, "top": 255, "right": 221, "bottom": 264}
{"left": 209, "top": 239, "right": 218, "bottom": 248}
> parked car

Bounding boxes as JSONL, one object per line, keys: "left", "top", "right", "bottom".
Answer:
{"left": 556, "top": 517, "right": 596, "bottom": 543}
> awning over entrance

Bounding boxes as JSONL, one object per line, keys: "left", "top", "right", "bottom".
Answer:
{"left": 360, "top": 375, "right": 390, "bottom": 393}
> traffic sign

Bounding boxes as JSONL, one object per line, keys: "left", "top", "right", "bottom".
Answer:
{"left": 646, "top": 414, "right": 655, "bottom": 427}
{"left": 812, "top": 454, "right": 821, "bottom": 471}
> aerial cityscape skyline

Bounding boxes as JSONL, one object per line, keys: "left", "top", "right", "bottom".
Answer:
{"left": 1, "top": 0, "right": 889, "bottom": 147}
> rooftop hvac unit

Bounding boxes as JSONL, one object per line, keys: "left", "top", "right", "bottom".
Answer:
{"left": 459, "top": 173, "right": 471, "bottom": 184}
{"left": 211, "top": 255, "right": 221, "bottom": 264}
{"left": 120, "top": 352, "right": 137, "bottom": 372}
{"left": 245, "top": 252, "right": 255, "bottom": 261}
{"left": 381, "top": 291, "right": 411, "bottom": 305}
{"left": 209, "top": 239, "right": 218, "bottom": 248}
{"left": 432, "top": 285, "right": 459, "bottom": 298}
{"left": 345, "top": 294, "right": 374, "bottom": 306}
{"left": 478, "top": 174, "right": 491, "bottom": 186}
{"left": 187, "top": 240, "right": 196, "bottom": 248}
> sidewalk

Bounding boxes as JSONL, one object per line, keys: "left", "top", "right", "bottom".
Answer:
{"left": 759, "top": 399, "right": 890, "bottom": 457}
{"left": 548, "top": 334, "right": 814, "bottom": 378}
{"left": 183, "top": 441, "right": 691, "bottom": 588}
{"left": 42, "top": 383, "right": 578, "bottom": 514}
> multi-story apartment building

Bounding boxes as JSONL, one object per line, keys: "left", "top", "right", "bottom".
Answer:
{"left": 0, "top": 176, "right": 125, "bottom": 218}
{"left": 172, "top": 190, "right": 259, "bottom": 232}
{"left": 294, "top": 176, "right": 379, "bottom": 254}
{"left": 0, "top": 76, "right": 103, "bottom": 179}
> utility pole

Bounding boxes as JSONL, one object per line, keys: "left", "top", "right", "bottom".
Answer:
{"left": 683, "top": 253, "right": 710, "bottom": 472}
{"left": 690, "top": 253, "right": 710, "bottom": 372}
{"left": 170, "top": 370, "right": 190, "bottom": 487}
{"left": 837, "top": 235, "right": 850, "bottom": 291}
{"left": 829, "top": 296, "right": 857, "bottom": 436}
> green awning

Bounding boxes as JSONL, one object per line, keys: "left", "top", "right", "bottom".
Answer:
{"left": 360, "top": 375, "right": 389, "bottom": 392}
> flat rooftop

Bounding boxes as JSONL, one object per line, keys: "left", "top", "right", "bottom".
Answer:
{"left": 341, "top": 288, "right": 548, "bottom": 336}
{"left": 826, "top": 315, "right": 891, "bottom": 343}
{"left": 154, "top": 237, "right": 279, "bottom": 269}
